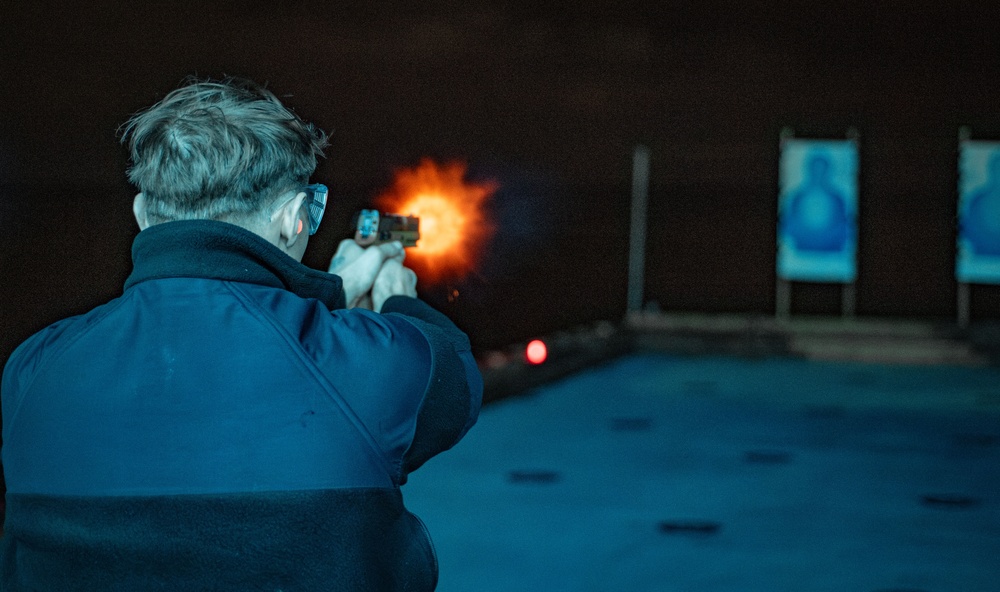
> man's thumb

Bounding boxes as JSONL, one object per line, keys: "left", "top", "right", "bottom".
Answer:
{"left": 377, "top": 241, "right": 405, "bottom": 262}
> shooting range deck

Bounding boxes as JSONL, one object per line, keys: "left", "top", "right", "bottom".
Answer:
{"left": 406, "top": 353, "right": 1000, "bottom": 592}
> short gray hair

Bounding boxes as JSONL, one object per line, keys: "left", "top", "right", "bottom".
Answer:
{"left": 120, "top": 76, "right": 329, "bottom": 225}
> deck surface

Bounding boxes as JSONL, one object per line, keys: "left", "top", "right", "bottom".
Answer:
{"left": 407, "top": 353, "right": 1000, "bottom": 592}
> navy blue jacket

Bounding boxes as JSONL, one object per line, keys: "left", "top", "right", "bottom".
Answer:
{"left": 1, "top": 220, "right": 482, "bottom": 591}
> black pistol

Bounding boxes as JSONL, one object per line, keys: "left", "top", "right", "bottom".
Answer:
{"left": 355, "top": 209, "right": 420, "bottom": 247}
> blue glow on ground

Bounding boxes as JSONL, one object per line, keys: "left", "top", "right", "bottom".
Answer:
{"left": 406, "top": 354, "right": 1000, "bottom": 592}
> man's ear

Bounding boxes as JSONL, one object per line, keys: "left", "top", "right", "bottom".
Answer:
{"left": 276, "top": 191, "right": 308, "bottom": 247}
{"left": 133, "top": 193, "right": 150, "bottom": 231}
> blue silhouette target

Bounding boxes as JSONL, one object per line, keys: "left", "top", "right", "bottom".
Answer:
{"left": 777, "top": 139, "right": 858, "bottom": 282}
{"left": 958, "top": 141, "right": 1000, "bottom": 284}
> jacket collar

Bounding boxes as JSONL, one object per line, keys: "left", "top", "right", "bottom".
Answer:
{"left": 124, "top": 220, "right": 346, "bottom": 310}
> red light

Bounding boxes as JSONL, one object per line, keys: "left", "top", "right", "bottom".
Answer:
{"left": 526, "top": 339, "right": 547, "bottom": 365}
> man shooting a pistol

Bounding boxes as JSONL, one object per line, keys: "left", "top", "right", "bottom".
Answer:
{"left": 1, "top": 76, "right": 482, "bottom": 591}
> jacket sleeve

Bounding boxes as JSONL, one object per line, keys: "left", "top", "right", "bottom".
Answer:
{"left": 379, "top": 296, "right": 483, "bottom": 480}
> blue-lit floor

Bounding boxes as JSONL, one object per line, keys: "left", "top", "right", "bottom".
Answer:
{"left": 406, "top": 354, "right": 1000, "bottom": 592}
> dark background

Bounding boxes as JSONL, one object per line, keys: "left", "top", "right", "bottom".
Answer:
{"left": 4, "top": 0, "right": 1000, "bottom": 364}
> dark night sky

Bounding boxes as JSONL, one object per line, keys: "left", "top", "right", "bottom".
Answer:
{"left": 4, "top": 0, "right": 1000, "bottom": 359}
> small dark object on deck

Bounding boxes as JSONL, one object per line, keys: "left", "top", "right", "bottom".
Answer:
{"left": 681, "top": 380, "right": 717, "bottom": 394}
{"left": 803, "top": 404, "right": 846, "bottom": 419}
{"left": 743, "top": 450, "right": 793, "bottom": 464}
{"left": 919, "top": 494, "right": 983, "bottom": 509}
{"left": 952, "top": 433, "right": 999, "bottom": 447}
{"left": 609, "top": 417, "right": 653, "bottom": 432}
{"left": 843, "top": 370, "right": 878, "bottom": 386}
{"left": 657, "top": 521, "right": 722, "bottom": 535}
{"left": 507, "top": 470, "right": 561, "bottom": 484}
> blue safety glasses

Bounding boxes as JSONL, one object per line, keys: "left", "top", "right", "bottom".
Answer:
{"left": 301, "top": 183, "right": 328, "bottom": 235}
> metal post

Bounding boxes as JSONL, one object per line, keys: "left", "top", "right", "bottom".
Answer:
{"left": 957, "top": 127, "right": 971, "bottom": 329}
{"left": 957, "top": 282, "right": 970, "bottom": 328}
{"left": 776, "top": 128, "right": 794, "bottom": 321}
{"left": 776, "top": 278, "right": 791, "bottom": 321}
{"left": 844, "top": 127, "right": 859, "bottom": 320}
{"left": 841, "top": 282, "right": 856, "bottom": 318}
{"left": 627, "top": 145, "right": 651, "bottom": 313}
